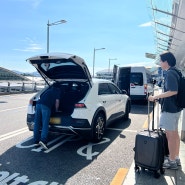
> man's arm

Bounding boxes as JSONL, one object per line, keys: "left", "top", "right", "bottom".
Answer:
{"left": 148, "top": 90, "right": 178, "bottom": 102}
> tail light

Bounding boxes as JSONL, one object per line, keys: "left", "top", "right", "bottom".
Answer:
{"left": 29, "top": 99, "right": 33, "bottom": 105}
{"left": 28, "top": 99, "right": 36, "bottom": 114}
{"left": 144, "top": 84, "right": 147, "bottom": 94}
{"left": 29, "top": 99, "right": 36, "bottom": 106}
{"left": 74, "top": 103, "right": 86, "bottom": 108}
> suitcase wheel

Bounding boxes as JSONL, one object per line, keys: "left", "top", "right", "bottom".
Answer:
{"left": 160, "top": 168, "right": 165, "bottom": 175}
{"left": 134, "top": 165, "right": 140, "bottom": 172}
{"left": 141, "top": 167, "right": 145, "bottom": 172}
{"left": 154, "top": 171, "right": 160, "bottom": 179}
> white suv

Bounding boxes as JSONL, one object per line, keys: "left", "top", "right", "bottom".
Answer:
{"left": 26, "top": 53, "right": 131, "bottom": 142}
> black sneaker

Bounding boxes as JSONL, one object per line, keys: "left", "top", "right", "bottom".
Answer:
{"left": 39, "top": 141, "right": 48, "bottom": 150}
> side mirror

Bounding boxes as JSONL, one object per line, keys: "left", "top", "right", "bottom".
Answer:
{"left": 152, "top": 79, "right": 156, "bottom": 84}
{"left": 122, "top": 89, "right": 127, "bottom": 95}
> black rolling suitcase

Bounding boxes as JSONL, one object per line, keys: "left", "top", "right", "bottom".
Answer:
{"left": 134, "top": 100, "right": 165, "bottom": 178}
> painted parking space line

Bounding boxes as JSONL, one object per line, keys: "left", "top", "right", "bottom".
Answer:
{"left": 110, "top": 168, "right": 128, "bottom": 185}
{"left": 0, "top": 127, "right": 28, "bottom": 142}
{"left": 0, "top": 106, "right": 27, "bottom": 113}
{"left": 44, "top": 135, "right": 75, "bottom": 153}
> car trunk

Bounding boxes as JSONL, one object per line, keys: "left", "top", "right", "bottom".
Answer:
{"left": 47, "top": 82, "right": 89, "bottom": 125}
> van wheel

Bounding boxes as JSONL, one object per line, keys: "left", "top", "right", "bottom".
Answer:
{"left": 91, "top": 113, "right": 105, "bottom": 142}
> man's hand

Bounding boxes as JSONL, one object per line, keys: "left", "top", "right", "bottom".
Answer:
{"left": 148, "top": 95, "right": 157, "bottom": 102}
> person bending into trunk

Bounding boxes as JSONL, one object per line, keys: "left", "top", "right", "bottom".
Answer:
{"left": 34, "top": 82, "right": 61, "bottom": 150}
{"left": 148, "top": 51, "right": 182, "bottom": 170}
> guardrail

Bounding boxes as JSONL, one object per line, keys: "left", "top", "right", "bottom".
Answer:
{"left": 0, "top": 81, "right": 46, "bottom": 95}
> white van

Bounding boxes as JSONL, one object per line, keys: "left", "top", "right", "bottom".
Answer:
{"left": 113, "top": 66, "right": 154, "bottom": 102}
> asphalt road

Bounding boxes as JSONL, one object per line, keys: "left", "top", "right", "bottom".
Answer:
{"left": 0, "top": 93, "right": 149, "bottom": 185}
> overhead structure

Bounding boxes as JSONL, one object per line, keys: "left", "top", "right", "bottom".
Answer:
{"left": 0, "top": 67, "right": 30, "bottom": 81}
{"left": 148, "top": 0, "right": 185, "bottom": 70}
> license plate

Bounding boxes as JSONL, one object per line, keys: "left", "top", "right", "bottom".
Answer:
{"left": 50, "top": 117, "right": 61, "bottom": 124}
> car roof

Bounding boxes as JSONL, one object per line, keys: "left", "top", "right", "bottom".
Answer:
{"left": 92, "top": 78, "right": 112, "bottom": 83}
{"left": 26, "top": 52, "right": 92, "bottom": 86}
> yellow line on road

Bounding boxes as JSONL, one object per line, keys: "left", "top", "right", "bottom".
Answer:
{"left": 142, "top": 118, "right": 148, "bottom": 129}
{"left": 142, "top": 111, "right": 153, "bottom": 129}
{"left": 110, "top": 168, "right": 128, "bottom": 185}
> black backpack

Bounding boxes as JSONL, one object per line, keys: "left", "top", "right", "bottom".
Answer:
{"left": 170, "top": 68, "right": 185, "bottom": 108}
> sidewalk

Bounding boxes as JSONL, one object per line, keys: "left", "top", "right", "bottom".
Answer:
{"left": 122, "top": 98, "right": 185, "bottom": 185}
{"left": 122, "top": 140, "right": 185, "bottom": 185}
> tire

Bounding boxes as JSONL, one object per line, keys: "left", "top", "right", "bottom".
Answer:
{"left": 123, "top": 101, "right": 130, "bottom": 120}
{"left": 91, "top": 113, "right": 105, "bottom": 142}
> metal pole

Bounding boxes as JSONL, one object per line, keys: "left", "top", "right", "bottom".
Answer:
{"left": 92, "top": 47, "right": 105, "bottom": 78}
{"left": 46, "top": 19, "right": 67, "bottom": 53}
{"left": 108, "top": 58, "right": 117, "bottom": 72}
{"left": 47, "top": 20, "right": 49, "bottom": 53}
{"left": 108, "top": 59, "right": 110, "bottom": 73}
{"left": 93, "top": 48, "right": 95, "bottom": 77}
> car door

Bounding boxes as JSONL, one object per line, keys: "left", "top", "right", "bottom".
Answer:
{"left": 130, "top": 72, "right": 144, "bottom": 96}
{"left": 108, "top": 83, "right": 126, "bottom": 116}
{"left": 98, "top": 83, "right": 122, "bottom": 121}
{"left": 26, "top": 53, "right": 92, "bottom": 87}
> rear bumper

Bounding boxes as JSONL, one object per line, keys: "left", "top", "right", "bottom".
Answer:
{"left": 27, "top": 114, "right": 91, "bottom": 135}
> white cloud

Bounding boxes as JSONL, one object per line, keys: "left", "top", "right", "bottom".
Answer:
{"left": 13, "top": 37, "right": 43, "bottom": 52}
{"left": 18, "top": 0, "right": 42, "bottom": 9}
{"left": 139, "top": 22, "right": 152, "bottom": 27}
{"left": 31, "top": 0, "right": 42, "bottom": 9}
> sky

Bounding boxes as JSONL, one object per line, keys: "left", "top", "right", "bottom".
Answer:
{"left": 0, "top": 0, "right": 158, "bottom": 75}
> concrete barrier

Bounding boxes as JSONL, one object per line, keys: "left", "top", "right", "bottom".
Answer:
{"left": 0, "top": 81, "right": 46, "bottom": 95}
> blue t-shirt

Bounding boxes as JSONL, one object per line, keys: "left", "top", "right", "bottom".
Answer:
{"left": 38, "top": 87, "right": 61, "bottom": 109}
{"left": 160, "top": 67, "right": 182, "bottom": 113}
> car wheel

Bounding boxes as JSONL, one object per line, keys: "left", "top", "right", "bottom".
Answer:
{"left": 91, "top": 113, "right": 105, "bottom": 142}
{"left": 123, "top": 101, "right": 130, "bottom": 120}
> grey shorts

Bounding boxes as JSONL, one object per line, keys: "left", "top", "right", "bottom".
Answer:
{"left": 160, "top": 111, "right": 181, "bottom": 131}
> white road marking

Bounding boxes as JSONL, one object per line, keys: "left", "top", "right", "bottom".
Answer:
{"left": 0, "top": 127, "right": 28, "bottom": 142}
{"left": 0, "top": 106, "right": 27, "bottom": 113}
{"left": 44, "top": 135, "right": 75, "bottom": 153}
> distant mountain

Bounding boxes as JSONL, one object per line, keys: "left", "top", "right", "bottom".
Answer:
{"left": 12, "top": 70, "right": 40, "bottom": 77}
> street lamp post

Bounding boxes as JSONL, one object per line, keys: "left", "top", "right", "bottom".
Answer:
{"left": 93, "top": 47, "right": 105, "bottom": 77}
{"left": 108, "top": 58, "right": 117, "bottom": 72}
{"left": 47, "top": 19, "right": 67, "bottom": 53}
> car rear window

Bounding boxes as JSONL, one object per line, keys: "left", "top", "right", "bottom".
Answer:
{"left": 35, "top": 59, "right": 87, "bottom": 80}
{"left": 40, "top": 59, "right": 76, "bottom": 72}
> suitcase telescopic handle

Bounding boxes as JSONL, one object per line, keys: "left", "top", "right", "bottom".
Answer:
{"left": 152, "top": 101, "right": 155, "bottom": 130}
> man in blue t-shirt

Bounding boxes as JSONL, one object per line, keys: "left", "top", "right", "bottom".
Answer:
{"left": 149, "top": 52, "right": 182, "bottom": 170}
{"left": 34, "top": 83, "right": 61, "bottom": 150}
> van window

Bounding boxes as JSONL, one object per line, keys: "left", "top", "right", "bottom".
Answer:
{"left": 130, "top": 73, "right": 143, "bottom": 86}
